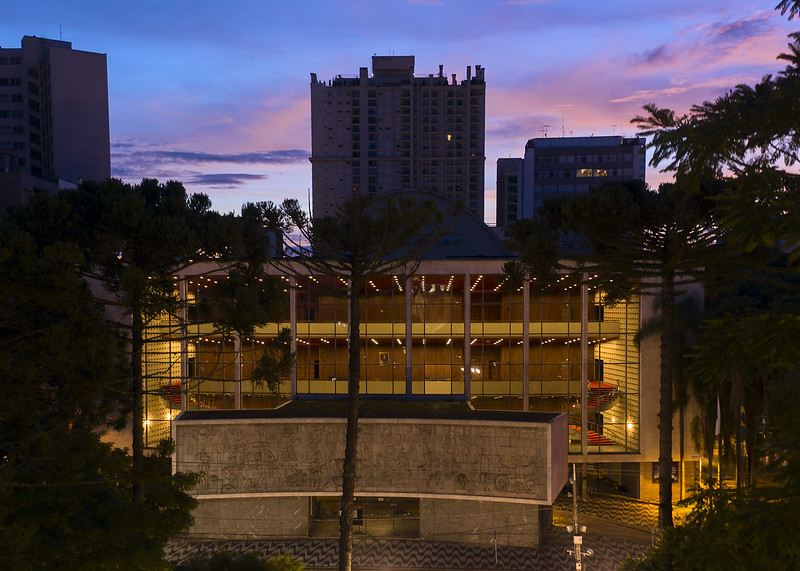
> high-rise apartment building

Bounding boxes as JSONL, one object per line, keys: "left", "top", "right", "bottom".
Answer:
{"left": 496, "top": 136, "right": 646, "bottom": 227}
{"left": 310, "top": 56, "right": 486, "bottom": 219}
{"left": 0, "top": 36, "right": 110, "bottom": 208}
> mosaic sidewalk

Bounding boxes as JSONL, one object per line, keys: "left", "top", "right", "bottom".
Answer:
{"left": 166, "top": 528, "right": 651, "bottom": 570}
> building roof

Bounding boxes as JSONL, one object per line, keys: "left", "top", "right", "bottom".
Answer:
{"left": 377, "top": 189, "right": 509, "bottom": 260}
{"left": 178, "top": 399, "right": 563, "bottom": 424}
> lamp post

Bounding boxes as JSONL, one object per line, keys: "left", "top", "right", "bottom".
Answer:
{"left": 566, "top": 463, "right": 593, "bottom": 569}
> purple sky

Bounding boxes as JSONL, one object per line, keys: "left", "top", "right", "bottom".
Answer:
{"left": 3, "top": 1, "right": 797, "bottom": 222}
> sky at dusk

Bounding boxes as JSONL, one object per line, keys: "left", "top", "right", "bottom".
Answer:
{"left": 3, "top": 1, "right": 798, "bottom": 222}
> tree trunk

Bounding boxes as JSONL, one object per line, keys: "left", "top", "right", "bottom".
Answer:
{"left": 131, "top": 308, "right": 145, "bottom": 503}
{"left": 338, "top": 280, "right": 361, "bottom": 571}
{"left": 679, "top": 405, "right": 685, "bottom": 501}
{"left": 658, "top": 274, "right": 675, "bottom": 528}
{"left": 704, "top": 394, "right": 716, "bottom": 483}
{"left": 731, "top": 368, "right": 744, "bottom": 494}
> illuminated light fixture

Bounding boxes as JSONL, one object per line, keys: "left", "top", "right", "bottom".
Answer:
{"left": 493, "top": 339, "right": 503, "bottom": 345}
{"left": 371, "top": 338, "right": 379, "bottom": 345}
{"left": 446, "top": 338, "right": 452, "bottom": 345}
{"left": 430, "top": 284, "right": 436, "bottom": 293}
{"left": 470, "top": 338, "right": 478, "bottom": 345}
{"left": 396, "top": 338, "right": 403, "bottom": 345}
{"left": 446, "top": 133, "right": 452, "bottom": 141}
{"left": 627, "top": 422, "right": 634, "bottom": 431}
{"left": 393, "top": 275, "right": 404, "bottom": 292}
{"left": 611, "top": 417, "right": 616, "bottom": 423}
{"left": 447, "top": 275, "right": 454, "bottom": 291}
{"left": 470, "top": 275, "right": 483, "bottom": 291}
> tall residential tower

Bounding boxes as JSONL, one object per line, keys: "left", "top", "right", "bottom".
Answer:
{"left": 0, "top": 36, "right": 110, "bottom": 208}
{"left": 310, "top": 56, "right": 485, "bottom": 219}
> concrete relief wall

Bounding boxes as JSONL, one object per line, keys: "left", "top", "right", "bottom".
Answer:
{"left": 420, "top": 498, "right": 540, "bottom": 547}
{"left": 176, "top": 418, "right": 556, "bottom": 503}
{"left": 189, "top": 496, "right": 308, "bottom": 540}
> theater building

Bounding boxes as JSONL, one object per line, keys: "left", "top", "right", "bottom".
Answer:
{"left": 142, "top": 202, "right": 671, "bottom": 547}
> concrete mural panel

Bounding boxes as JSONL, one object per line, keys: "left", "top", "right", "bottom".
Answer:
{"left": 175, "top": 418, "right": 556, "bottom": 503}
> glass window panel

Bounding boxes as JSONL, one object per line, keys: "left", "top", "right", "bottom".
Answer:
{"left": 470, "top": 274, "right": 523, "bottom": 410}
{"left": 410, "top": 274, "right": 465, "bottom": 395}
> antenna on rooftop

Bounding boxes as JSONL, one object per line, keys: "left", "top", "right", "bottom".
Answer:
{"left": 59, "top": 24, "right": 62, "bottom": 41}
{"left": 540, "top": 124, "right": 551, "bottom": 137}
{"left": 561, "top": 119, "right": 566, "bottom": 138}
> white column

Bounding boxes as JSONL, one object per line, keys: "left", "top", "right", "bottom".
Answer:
{"left": 523, "top": 277, "right": 530, "bottom": 412}
{"left": 179, "top": 276, "right": 188, "bottom": 412}
{"left": 289, "top": 276, "right": 297, "bottom": 399}
{"left": 405, "top": 276, "right": 412, "bottom": 396}
{"left": 234, "top": 331, "right": 241, "bottom": 409}
{"left": 464, "top": 273, "right": 471, "bottom": 399}
{"left": 581, "top": 274, "right": 589, "bottom": 457}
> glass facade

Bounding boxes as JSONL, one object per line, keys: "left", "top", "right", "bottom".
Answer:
{"left": 143, "top": 264, "right": 640, "bottom": 456}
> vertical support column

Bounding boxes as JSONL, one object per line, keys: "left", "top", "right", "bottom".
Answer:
{"left": 523, "top": 277, "right": 530, "bottom": 412}
{"left": 234, "top": 331, "right": 241, "bottom": 409}
{"left": 464, "top": 273, "right": 471, "bottom": 400}
{"left": 581, "top": 274, "right": 589, "bottom": 457}
{"left": 405, "top": 276, "right": 412, "bottom": 397}
{"left": 179, "top": 276, "right": 188, "bottom": 412}
{"left": 290, "top": 276, "right": 297, "bottom": 399}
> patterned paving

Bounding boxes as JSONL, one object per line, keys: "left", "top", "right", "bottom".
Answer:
{"left": 166, "top": 515, "right": 652, "bottom": 570}
{"left": 165, "top": 494, "right": 658, "bottom": 569}
{"left": 555, "top": 493, "right": 659, "bottom": 530}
